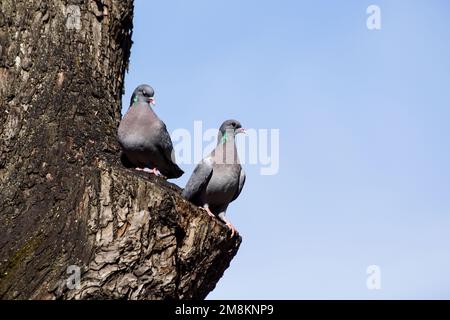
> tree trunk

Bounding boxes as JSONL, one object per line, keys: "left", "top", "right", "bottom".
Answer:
{"left": 0, "top": 0, "right": 241, "bottom": 300}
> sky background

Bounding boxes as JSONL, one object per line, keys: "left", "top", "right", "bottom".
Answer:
{"left": 122, "top": 0, "right": 450, "bottom": 299}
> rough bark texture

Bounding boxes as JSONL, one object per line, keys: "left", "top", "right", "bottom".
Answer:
{"left": 0, "top": 0, "right": 241, "bottom": 300}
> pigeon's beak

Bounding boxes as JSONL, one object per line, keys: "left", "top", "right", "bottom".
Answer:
{"left": 148, "top": 97, "right": 156, "bottom": 105}
{"left": 236, "top": 128, "right": 247, "bottom": 135}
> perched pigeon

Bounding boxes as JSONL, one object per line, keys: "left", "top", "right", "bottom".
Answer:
{"left": 118, "top": 84, "right": 184, "bottom": 179}
{"left": 182, "top": 120, "right": 246, "bottom": 236}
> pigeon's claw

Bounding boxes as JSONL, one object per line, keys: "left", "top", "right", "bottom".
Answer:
{"left": 141, "top": 167, "right": 167, "bottom": 179}
{"left": 226, "top": 221, "right": 237, "bottom": 237}
{"left": 200, "top": 206, "right": 216, "bottom": 218}
{"left": 153, "top": 168, "right": 167, "bottom": 179}
{"left": 221, "top": 216, "right": 237, "bottom": 237}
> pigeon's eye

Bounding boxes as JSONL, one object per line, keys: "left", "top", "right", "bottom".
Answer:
{"left": 231, "top": 122, "right": 236, "bottom": 127}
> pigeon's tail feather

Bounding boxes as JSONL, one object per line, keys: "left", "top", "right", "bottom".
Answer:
{"left": 163, "top": 163, "right": 184, "bottom": 179}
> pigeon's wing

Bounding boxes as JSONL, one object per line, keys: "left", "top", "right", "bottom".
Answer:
{"left": 182, "top": 156, "right": 214, "bottom": 202}
{"left": 154, "top": 122, "right": 184, "bottom": 178}
{"left": 232, "top": 167, "right": 246, "bottom": 202}
{"left": 156, "top": 122, "right": 177, "bottom": 164}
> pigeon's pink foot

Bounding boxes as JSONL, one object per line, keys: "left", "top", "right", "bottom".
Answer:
{"left": 200, "top": 207, "right": 216, "bottom": 218}
{"left": 139, "top": 167, "right": 166, "bottom": 178}
{"left": 150, "top": 168, "right": 167, "bottom": 179}
{"left": 222, "top": 217, "right": 238, "bottom": 237}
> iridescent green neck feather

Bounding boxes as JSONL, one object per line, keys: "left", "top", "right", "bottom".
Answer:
{"left": 221, "top": 132, "right": 229, "bottom": 144}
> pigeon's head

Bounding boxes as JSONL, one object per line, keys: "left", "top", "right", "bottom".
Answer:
{"left": 131, "top": 84, "right": 155, "bottom": 106}
{"left": 218, "top": 119, "right": 246, "bottom": 144}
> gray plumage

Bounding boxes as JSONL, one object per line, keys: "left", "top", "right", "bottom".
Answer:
{"left": 118, "top": 84, "right": 184, "bottom": 179}
{"left": 182, "top": 120, "right": 246, "bottom": 220}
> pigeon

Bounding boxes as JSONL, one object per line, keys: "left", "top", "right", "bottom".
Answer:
{"left": 118, "top": 84, "right": 184, "bottom": 179}
{"left": 182, "top": 120, "right": 246, "bottom": 236}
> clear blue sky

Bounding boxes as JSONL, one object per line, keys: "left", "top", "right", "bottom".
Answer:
{"left": 122, "top": 0, "right": 450, "bottom": 299}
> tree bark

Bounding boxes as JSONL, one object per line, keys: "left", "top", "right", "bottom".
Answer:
{"left": 0, "top": 0, "right": 241, "bottom": 300}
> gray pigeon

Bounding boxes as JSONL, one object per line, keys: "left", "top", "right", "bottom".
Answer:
{"left": 182, "top": 120, "right": 246, "bottom": 236}
{"left": 118, "top": 84, "right": 184, "bottom": 179}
